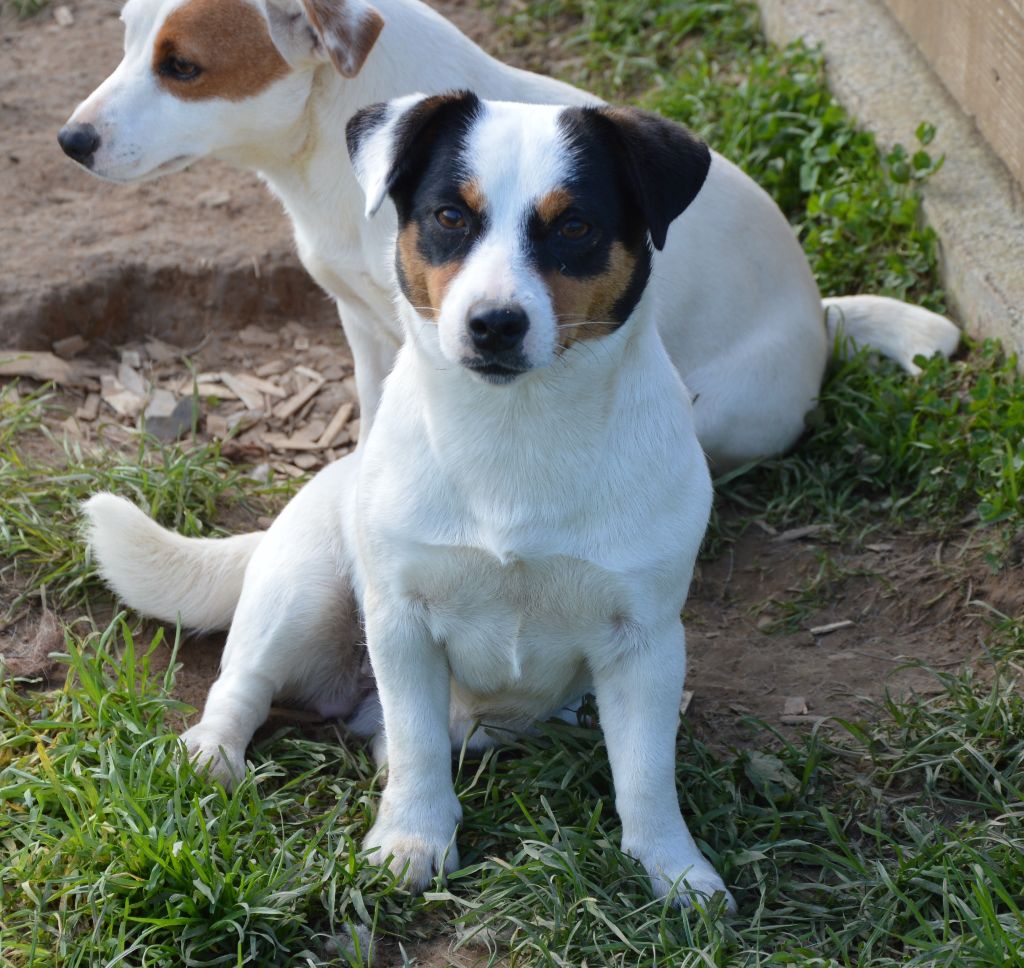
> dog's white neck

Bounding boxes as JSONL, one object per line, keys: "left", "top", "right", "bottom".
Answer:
{"left": 394, "top": 301, "right": 674, "bottom": 496}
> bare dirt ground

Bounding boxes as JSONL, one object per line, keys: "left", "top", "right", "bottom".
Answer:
{"left": 2, "top": 2, "right": 1022, "bottom": 962}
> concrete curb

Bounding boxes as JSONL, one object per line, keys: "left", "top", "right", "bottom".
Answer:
{"left": 755, "top": 0, "right": 1024, "bottom": 355}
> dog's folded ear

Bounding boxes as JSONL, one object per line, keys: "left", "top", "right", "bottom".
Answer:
{"left": 263, "top": 0, "right": 383, "bottom": 78}
{"left": 588, "top": 107, "right": 711, "bottom": 251}
{"left": 346, "top": 90, "right": 481, "bottom": 218}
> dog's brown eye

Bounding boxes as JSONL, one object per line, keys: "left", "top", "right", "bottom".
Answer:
{"left": 436, "top": 207, "right": 467, "bottom": 230}
{"left": 559, "top": 218, "right": 591, "bottom": 241}
{"left": 163, "top": 56, "right": 201, "bottom": 81}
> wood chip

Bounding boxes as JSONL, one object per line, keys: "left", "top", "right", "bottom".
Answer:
{"left": 273, "top": 372, "right": 325, "bottom": 421}
{"left": 809, "top": 619, "right": 854, "bottom": 637}
{"left": 52, "top": 335, "right": 89, "bottom": 359}
{"left": 315, "top": 401, "right": 354, "bottom": 448}
{"left": 680, "top": 690, "right": 694, "bottom": 715}
{"left": 100, "top": 374, "right": 146, "bottom": 417}
{"left": 256, "top": 360, "right": 289, "bottom": 377}
{"left": 262, "top": 431, "right": 324, "bottom": 453}
{"left": 272, "top": 461, "right": 307, "bottom": 478}
{"left": 53, "top": 4, "right": 74, "bottom": 26}
{"left": 226, "top": 371, "right": 286, "bottom": 398}
{"left": 117, "top": 363, "right": 147, "bottom": 397}
{"left": 218, "top": 372, "right": 264, "bottom": 411}
{"left": 237, "top": 325, "right": 279, "bottom": 347}
{"left": 75, "top": 393, "right": 100, "bottom": 421}
{"left": 144, "top": 338, "right": 179, "bottom": 364}
{"left": 206, "top": 414, "right": 230, "bottom": 438}
{"left": 0, "top": 350, "right": 87, "bottom": 387}
{"left": 195, "top": 382, "right": 239, "bottom": 400}
{"left": 773, "top": 524, "right": 827, "bottom": 543}
{"left": 782, "top": 696, "right": 808, "bottom": 717}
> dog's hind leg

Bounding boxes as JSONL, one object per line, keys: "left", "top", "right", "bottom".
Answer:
{"left": 181, "top": 458, "right": 364, "bottom": 788}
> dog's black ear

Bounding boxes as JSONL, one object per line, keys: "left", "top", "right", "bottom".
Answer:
{"left": 346, "top": 90, "right": 481, "bottom": 218}
{"left": 588, "top": 106, "right": 711, "bottom": 251}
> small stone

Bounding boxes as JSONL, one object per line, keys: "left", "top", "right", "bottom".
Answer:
{"left": 249, "top": 464, "right": 272, "bottom": 484}
{"left": 292, "top": 453, "right": 320, "bottom": 470}
{"left": 53, "top": 5, "right": 74, "bottom": 26}
{"left": 293, "top": 336, "right": 310, "bottom": 351}
{"left": 146, "top": 396, "right": 194, "bottom": 442}
{"left": 119, "top": 349, "right": 143, "bottom": 369}
{"left": 782, "top": 696, "right": 808, "bottom": 717}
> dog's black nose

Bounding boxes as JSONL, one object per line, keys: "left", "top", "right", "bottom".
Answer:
{"left": 58, "top": 123, "right": 101, "bottom": 166}
{"left": 468, "top": 303, "right": 529, "bottom": 354}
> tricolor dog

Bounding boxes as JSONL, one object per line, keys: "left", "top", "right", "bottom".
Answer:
{"left": 87, "top": 91, "right": 738, "bottom": 910}
{"left": 60, "top": 0, "right": 960, "bottom": 474}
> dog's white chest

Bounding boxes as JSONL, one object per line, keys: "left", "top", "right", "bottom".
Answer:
{"left": 401, "top": 545, "right": 633, "bottom": 710}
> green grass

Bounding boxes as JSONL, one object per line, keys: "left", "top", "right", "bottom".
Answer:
{"left": 3, "top": 0, "right": 1024, "bottom": 965}
{"left": 3, "top": 616, "right": 1022, "bottom": 965}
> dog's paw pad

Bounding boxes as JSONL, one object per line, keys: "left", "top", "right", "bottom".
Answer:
{"left": 179, "top": 726, "right": 246, "bottom": 789}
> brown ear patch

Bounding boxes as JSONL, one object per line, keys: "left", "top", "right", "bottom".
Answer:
{"left": 545, "top": 241, "right": 639, "bottom": 348}
{"left": 301, "top": 0, "right": 384, "bottom": 78}
{"left": 154, "top": 0, "right": 290, "bottom": 102}
{"left": 396, "top": 223, "right": 463, "bottom": 321}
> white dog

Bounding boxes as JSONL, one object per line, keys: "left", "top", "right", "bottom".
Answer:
{"left": 60, "top": 0, "right": 959, "bottom": 471}
{"left": 86, "top": 91, "right": 740, "bottom": 911}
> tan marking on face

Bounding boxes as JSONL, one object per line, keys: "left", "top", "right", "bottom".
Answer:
{"left": 545, "top": 241, "right": 638, "bottom": 348}
{"left": 397, "top": 222, "right": 462, "bottom": 321}
{"left": 301, "top": 0, "right": 384, "bottom": 78}
{"left": 459, "top": 179, "right": 485, "bottom": 217}
{"left": 535, "top": 187, "right": 573, "bottom": 226}
{"left": 153, "top": 0, "right": 290, "bottom": 102}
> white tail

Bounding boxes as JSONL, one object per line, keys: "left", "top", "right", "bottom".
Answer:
{"left": 823, "top": 295, "right": 960, "bottom": 375}
{"left": 82, "top": 493, "right": 264, "bottom": 631}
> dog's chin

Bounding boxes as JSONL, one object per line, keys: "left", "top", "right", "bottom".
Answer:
{"left": 461, "top": 359, "right": 530, "bottom": 385}
{"left": 90, "top": 154, "right": 196, "bottom": 184}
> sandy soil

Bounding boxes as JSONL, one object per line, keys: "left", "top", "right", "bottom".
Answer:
{"left": 2, "top": 2, "right": 1021, "bottom": 964}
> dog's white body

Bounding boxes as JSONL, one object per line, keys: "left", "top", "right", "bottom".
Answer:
{"left": 63, "top": 0, "right": 959, "bottom": 468}
{"left": 87, "top": 94, "right": 739, "bottom": 909}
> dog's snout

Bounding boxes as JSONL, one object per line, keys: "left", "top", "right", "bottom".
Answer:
{"left": 468, "top": 303, "right": 529, "bottom": 355}
{"left": 58, "top": 123, "right": 101, "bottom": 166}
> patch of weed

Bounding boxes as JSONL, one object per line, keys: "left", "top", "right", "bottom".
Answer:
{"left": 4, "top": 615, "right": 1022, "bottom": 965}
{"left": 0, "top": 384, "right": 287, "bottom": 609}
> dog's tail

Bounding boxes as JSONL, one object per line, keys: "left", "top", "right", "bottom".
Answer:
{"left": 822, "top": 295, "right": 960, "bottom": 375}
{"left": 82, "top": 493, "right": 264, "bottom": 632}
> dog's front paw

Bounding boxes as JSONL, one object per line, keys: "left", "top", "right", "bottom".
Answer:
{"left": 179, "top": 724, "right": 246, "bottom": 789}
{"left": 363, "top": 795, "right": 461, "bottom": 892}
{"left": 628, "top": 841, "right": 736, "bottom": 914}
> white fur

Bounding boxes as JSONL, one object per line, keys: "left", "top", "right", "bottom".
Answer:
{"left": 62, "top": 0, "right": 960, "bottom": 464}
{"left": 146, "top": 97, "right": 737, "bottom": 912}
{"left": 82, "top": 493, "right": 262, "bottom": 631}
